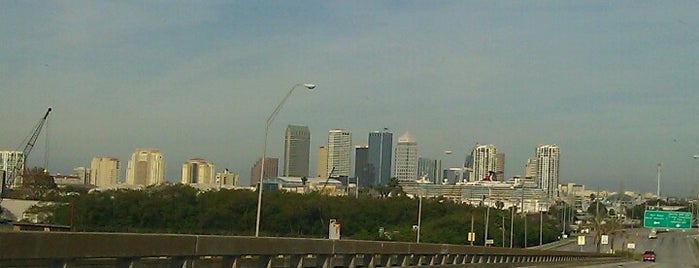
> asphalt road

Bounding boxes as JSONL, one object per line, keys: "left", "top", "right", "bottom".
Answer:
{"left": 549, "top": 228, "right": 699, "bottom": 268}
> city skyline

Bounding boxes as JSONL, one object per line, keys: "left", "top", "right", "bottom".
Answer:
{"left": 2, "top": 2, "right": 698, "bottom": 196}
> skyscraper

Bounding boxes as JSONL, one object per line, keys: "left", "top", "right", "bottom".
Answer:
{"left": 368, "top": 129, "right": 393, "bottom": 185}
{"left": 126, "top": 149, "right": 165, "bottom": 186}
{"left": 90, "top": 157, "right": 120, "bottom": 188}
{"left": 470, "top": 144, "right": 497, "bottom": 182}
{"left": 394, "top": 132, "right": 418, "bottom": 182}
{"left": 495, "top": 153, "right": 505, "bottom": 181}
{"left": 354, "top": 145, "right": 369, "bottom": 185}
{"left": 418, "top": 157, "right": 440, "bottom": 183}
{"left": 536, "top": 144, "right": 560, "bottom": 199}
{"left": 283, "top": 125, "right": 310, "bottom": 177}
{"left": 251, "top": 157, "right": 278, "bottom": 186}
{"left": 182, "top": 158, "right": 215, "bottom": 184}
{"left": 327, "top": 129, "right": 351, "bottom": 178}
{"left": 316, "top": 146, "right": 327, "bottom": 178}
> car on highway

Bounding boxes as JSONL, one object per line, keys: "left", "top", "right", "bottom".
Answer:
{"left": 642, "top": 250, "right": 656, "bottom": 262}
{"left": 648, "top": 228, "right": 658, "bottom": 239}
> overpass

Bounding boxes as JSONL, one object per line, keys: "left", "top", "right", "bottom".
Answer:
{"left": 0, "top": 231, "right": 621, "bottom": 267}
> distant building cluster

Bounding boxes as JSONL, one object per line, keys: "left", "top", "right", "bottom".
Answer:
{"left": 1, "top": 124, "right": 563, "bottom": 203}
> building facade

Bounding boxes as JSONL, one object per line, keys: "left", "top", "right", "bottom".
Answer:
{"left": 327, "top": 129, "right": 351, "bottom": 178}
{"left": 0, "top": 151, "right": 24, "bottom": 187}
{"left": 283, "top": 125, "right": 311, "bottom": 177}
{"left": 495, "top": 153, "right": 505, "bottom": 181}
{"left": 215, "top": 168, "right": 239, "bottom": 187}
{"left": 181, "top": 158, "right": 215, "bottom": 184}
{"left": 72, "top": 167, "right": 90, "bottom": 185}
{"left": 394, "top": 132, "right": 418, "bottom": 182}
{"left": 316, "top": 146, "right": 327, "bottom": 178}
{"left": 125, "top": 149, "right": 165, "bottom": 186}
{"left": 251, "top": 157, "right": 279, "bottom": 186}
{"left": 536, "top": 144, "right": 560, "bottom": 199}
{"left": 417, "top": 157, "right": 440, "bottom": 183}
{"left": 90, "top": 157, "right": 120, "bottom": 188}
{"left": 470, "top": 144, "right": 497, "bottom": 182}
{"left": 368, "top": 130, "right": 393, "bottom": 185}
{"left": 354, "top": 145, "right": 369, "bottom": 186}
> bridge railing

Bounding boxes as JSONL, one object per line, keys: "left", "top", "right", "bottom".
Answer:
{"left": 0, "top": 231, "right": 621, "bottom": 267}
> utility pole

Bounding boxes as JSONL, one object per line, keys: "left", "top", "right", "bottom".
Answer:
{"left": 484, "top": 187, "right": 491, "bottom": 246}
{"left": 656, "top": 163, "right": 661, "bottom": 199}
{"left": 539, "top": 210, "right": 543, "bottom": 246}
{"left": 510, "top": 202, "right": 515, "bottom": 248}
{"left": 524, "top": 213, "right": 527, "bottom": 248}
{"left": 470, "top": 214, "right": 474, "bottom": 246}
{"left": 502, "top": 215, "right": 505, "bottom": 247}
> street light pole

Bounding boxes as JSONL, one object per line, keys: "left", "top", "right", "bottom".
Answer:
{"left": 417, "top": 194, "right": 422, "bottom": 243}
{"left": 255, "top": 83, "right": 316, "bottom": 237}
{"left": 656, "top": 163, "right": 661, "bottom": 198}
{"left": 484, "top": 186, "right": 491, "bottom": 246}
{"left": 539, "top": 210, "right": 543, "bottom": 246}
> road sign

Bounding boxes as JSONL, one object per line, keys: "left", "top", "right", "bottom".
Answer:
{"left": 467, "top": 232, "right": 475, "bottom": 242}
{"left": 627, "top": 243, "right": 635, "bottom": 249}
{"left": 643, "top": 210, "right": 692, "bottom": 229}
{"left": 601, "top": 235, "right": 609, "bottom": 245}
{"left": 577, "top": 235, "right": 585, "bottom": 246}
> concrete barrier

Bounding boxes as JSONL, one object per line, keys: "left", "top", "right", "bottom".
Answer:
{"left": 0, "top": 231, "right": 621, "bottom": 267}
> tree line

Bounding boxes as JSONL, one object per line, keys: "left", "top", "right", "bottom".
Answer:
{"left": 29, "top": 183, "right": 564, "bottom": 247}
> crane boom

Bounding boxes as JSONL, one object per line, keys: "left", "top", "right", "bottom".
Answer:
{"left": 1, "top": 107, "right": 52, "bottom": 198}
{"left": 22, "top": 107, "right": 52, "bottom": 162}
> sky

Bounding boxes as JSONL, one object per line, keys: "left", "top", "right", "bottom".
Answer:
{"left": 2, "top": 1, "right": 698, "bottom": 197}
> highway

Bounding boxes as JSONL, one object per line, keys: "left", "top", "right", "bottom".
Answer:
{"left": 543, "top": 228, "right": 699, "bottom": 268}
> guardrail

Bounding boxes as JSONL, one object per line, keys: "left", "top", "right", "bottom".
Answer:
{"left": 0, "top": 231, "right": 620, "bottom": 267}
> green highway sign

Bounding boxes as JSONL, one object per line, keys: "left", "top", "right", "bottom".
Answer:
{"left": 643, "top": 210, "right": 692, "bottom": 229}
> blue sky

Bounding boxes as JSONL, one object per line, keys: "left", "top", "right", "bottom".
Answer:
{"left": 2, "top": 1, "right": 698, "bottom": 196}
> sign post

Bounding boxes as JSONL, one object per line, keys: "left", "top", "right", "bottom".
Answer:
{"left": 643, "top": 210, "right": 692, "bottom": 230}
{"left": 577, "top": 235, "right": 585, "bottom": 252}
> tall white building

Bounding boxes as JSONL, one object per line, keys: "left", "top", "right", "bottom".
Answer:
{"left": 394, "top": 132, "right": 418, "bottom": 182}
{"left": 0, "top": 151, "right": 24, "bottom": 186}
{"left": 126, "top": 149, "right": 165, "bottom": 186}
{"left": 470, "top": 144, "right": 498, "bottom": 182}
{"left": 182, "top": 158, "right": 215, "bottom": 184}
{"left": 536, "top": 144, "right": 560, "bottom": 199}
{"left": 327, "top": 129, "right": 351, "bottom": 178}
{"left": 90, "top": 157, "right": 120, "bottom": 188}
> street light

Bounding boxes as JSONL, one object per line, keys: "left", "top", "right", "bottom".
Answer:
{"left": 255, "top": 83, "right": 316, "bottom": 237}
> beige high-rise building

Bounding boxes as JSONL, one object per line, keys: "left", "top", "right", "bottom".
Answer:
{"left": 126, "top": 149, "right": 165, "bottom": 186}
{"left": 90, "top": 157, "right": 120, "bottom": 188}
{"left": 181, "top": 158, "right": 215, "bottom": 184}
{"left": 327, "top": 129, "right": 351, "bottom": 178}
{"left": 316, "top": 146, "right": 327, "bottom": 178}
{"left": 215, "top": 169, "right": 239, "bottom": 187}
{"left": 394, "top": 132, "right": 418, "bottom": 182}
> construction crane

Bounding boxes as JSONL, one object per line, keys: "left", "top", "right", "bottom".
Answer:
{"left": 1, "top": 107, "right": 52, "bottom": 198}
{"left": 320, "top": 167, "right": 336, "bottom": 193}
